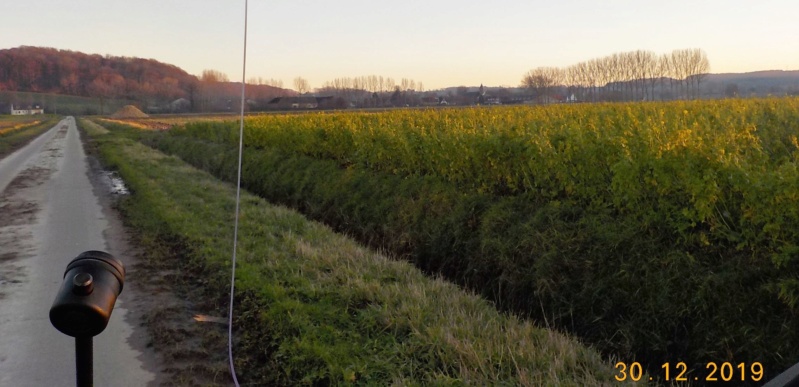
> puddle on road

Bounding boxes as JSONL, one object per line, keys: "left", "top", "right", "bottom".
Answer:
{"left": 104, "top": 171, "right": 130, "bottom": 195}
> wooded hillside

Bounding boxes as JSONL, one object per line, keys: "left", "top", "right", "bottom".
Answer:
{"left": 0, "top": 46, "right": 289, "bottom": 112}
{"left": 0, "top": 46, "right": 195, "bottom": 101}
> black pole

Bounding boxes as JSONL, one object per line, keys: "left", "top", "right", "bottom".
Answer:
{"left": 50, "top": 251, "right": 125, "bottom": 386}
{"left": 76, "top": 336, "right": 93, "bottom": 387}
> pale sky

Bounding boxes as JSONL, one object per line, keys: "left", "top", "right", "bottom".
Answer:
{"left": 1, "top": 0, "right": 797, "bottom": 90}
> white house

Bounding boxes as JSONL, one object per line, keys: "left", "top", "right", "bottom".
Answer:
{"left": 10, "top": 104, "right": 45, "bottom": 115}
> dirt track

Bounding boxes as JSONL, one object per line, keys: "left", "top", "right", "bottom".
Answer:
{"left": 0, "top": 117, "right": 162, "bottom": 386}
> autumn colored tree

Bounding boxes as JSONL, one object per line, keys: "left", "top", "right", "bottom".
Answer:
{"left": 0, "top": 46, "right": 196, "bottom": 105}
{"left": 0, "top": 46, "right": 296, "bottom": 113}
{"left": 201, "top": 69, "right": 229, "bottom": 83}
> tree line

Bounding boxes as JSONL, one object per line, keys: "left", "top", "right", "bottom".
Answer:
{"left": 314, "top": 75, "right": 424, "bottom": 95}
{"left": 522, "top": 48, "right": 710, "bottom": 102}
{"left": 287, "top": 75, "right": 427, "bottom": 108}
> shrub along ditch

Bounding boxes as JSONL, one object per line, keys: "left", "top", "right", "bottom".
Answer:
{"left": 142, "top": 127, "right": 799, "bottom": 381}
{"left": 89, "top": 125, "right": 618, "bottom": 385}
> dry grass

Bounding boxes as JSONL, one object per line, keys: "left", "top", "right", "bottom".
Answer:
{"left": 97, "top": 118, "right": 158, "bottom": 130}
{"left": 78, "top": 118, "right": 110, "bottom": 135}
{"left": 278, "top": 228, "right": 619, "bottom": 385}
{"left": 0, "top": 117, "right": 58, "bottom": 158}
{"left": 0, "top": 118, "right": 42, "bottom": 135}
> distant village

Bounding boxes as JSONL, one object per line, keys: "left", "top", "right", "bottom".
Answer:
{"left": 2, "top": 75, "right": 798, "bottom": 116}
{"left": 0, "top": 71, "right": 799, "bottom": 115}
{"left": 261, "top": 84, "right": 524, "bottom": 111}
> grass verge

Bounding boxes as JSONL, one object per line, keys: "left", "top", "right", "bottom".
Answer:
{"left": 86, "top": 122, "right": 622, "bottom": 385}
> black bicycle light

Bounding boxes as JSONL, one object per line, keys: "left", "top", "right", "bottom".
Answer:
{"left": 50, "top": 250, "right": 125, "bottom": 338}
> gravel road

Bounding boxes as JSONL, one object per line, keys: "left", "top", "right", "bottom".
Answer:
{"left": 0, "top": 117, "right": 160, "bottom": 386}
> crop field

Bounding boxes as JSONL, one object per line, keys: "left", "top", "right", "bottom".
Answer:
{"left": 168, "top": 99, "right": 799, "bottom": 264}
{"left": 109, "top": 97, "right": 799, "bottom": 383}
{"left": 0, "top": 115, "right": 44, "bottom": 135}
{"left": 0, "top": 115, "right": 58, "bottom": 157}
{"left": 84, "top": 121, "right": 622, "bottom": 385}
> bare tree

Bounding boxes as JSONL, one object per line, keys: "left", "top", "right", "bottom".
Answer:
{"left": 659, "top": 53, "right": 677, "bottom": 99}
{"left": 671, "top": 49, "right": 694, "bottom": 99}
{"left": 646, "top": 53, "right": 665, "bottom": 100}
{"left": 572, "top": 61, "right": 595, "bottom": 101}
{"left": 629, "top": 50, "right": 657, "bottom": 101}
{"left": 400, "top": 78, "right": 410, "bottom": 91}
{"left": 521, "top": 47, "right": 710, "bottom": 103}
{"left": 265, "top": 78, "right": 284, "bottom": 88}
{"left": 353, "top": 77, "right": 364, "bottom": 92}
{"left": 685, "top": 48, "right": 710, "bottom": 99}
{"left": 611, "top": 53, "right": 627, "bottom": 99}
{"left": 521, "top": 67, "right": 563, "bottom": 103}
{"left": 293, "top": 77, "right": 310, "bottom": 95}
{"left": 595, "top": 57, "right": 613, "bottom": 100}
{"left": 367, "top": 75, "right": 378, "bottom": 93}
{"left": 201, "top": 69, "right": 229, "bottom": 83}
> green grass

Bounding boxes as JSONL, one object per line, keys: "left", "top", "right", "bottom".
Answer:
{"left": 85, "top": 120, "right": 624, "bottom": 386}
{"left": 79, "top": 119, "right": 110, "bottom": 136}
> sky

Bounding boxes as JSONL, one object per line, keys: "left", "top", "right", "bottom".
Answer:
{"left": 1, "top": 0, "right": 797, "bottom": 90}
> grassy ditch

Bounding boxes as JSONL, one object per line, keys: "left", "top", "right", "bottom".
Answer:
{"left": 85, "top": 122, "right": 620, "bottom": 385}
{"left": 141, "top": 124, "right": 799, "bottom": 383}
{"left": 0, "top": 116, "right": 59, "bottom": 157}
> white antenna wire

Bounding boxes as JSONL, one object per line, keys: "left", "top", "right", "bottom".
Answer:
{"left": 228, "top": 0, "right": 247, "bottom": 385}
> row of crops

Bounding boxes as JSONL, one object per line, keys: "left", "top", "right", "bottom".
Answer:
{"left": 143, "top": 98, "right": 799, "bottom": 380}
{"left": 183, "top": 99, "right": 799, "bottom": 275}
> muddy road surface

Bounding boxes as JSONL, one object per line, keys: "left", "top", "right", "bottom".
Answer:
{"left": 0, "top": 117, "right": 161, "bottom": 386}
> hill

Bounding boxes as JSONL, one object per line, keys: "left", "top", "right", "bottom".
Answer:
{"left": 0, "top": 46, "right": 195, "bottom": 101}
{"left": 703, "top": 70, "right": 799, "bottom": 97}
{"left": 707, "top": 70, "right": 799, "bottom": 81}
{"left": 0, "top": 46, "right": 291, "bottom": 113}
